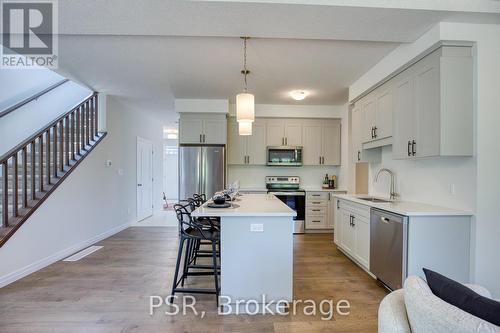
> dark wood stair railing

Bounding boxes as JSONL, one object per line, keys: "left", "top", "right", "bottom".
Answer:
{"left": 0, "top": 92, "right": 107, "bottom": 247}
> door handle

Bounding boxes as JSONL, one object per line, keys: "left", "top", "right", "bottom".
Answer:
{"left": 321, "top": 156, "right": 325, "bottom": 164}
{"left": 312, "top": 209, "right": 321, "bottom": 212}
{"left": 337, "top": 200, "right": 340, "bottom": 209}
{"left": 407, "top": 140, "right": 412, "bottom": 156}
{"left": 282, "top": 137, "right": 285, "bottom": 146}
{"left": 247, "top": 155, "right": 250, "bottom": 164}
{"left": 351, "top": 215, "right": 356, "bottom": 227}
{"left": 412, "top": 140, "right": 416, "bottom": 156}
{"left": 285, "top": 137, "right": 288, "bottom": 145}
{"left": 374, "top": 126, "right": 377, "bottom": 138}
{"left": 319, "top": 156, "right": 321, "bottom": 164}
{"left": 358, "top": 151, "right": 361, "bottom": 161}
{"left": 371, "top": 127, "right": 374, "bottom": 139}
{"left": 137, "top": 184, "right": 142, "bottom": 187}
{"left": 203, "top": 134, "right": 206, "bottom": 143}
{"left": 200, "top": 134, "right": 203, "bottom": 143}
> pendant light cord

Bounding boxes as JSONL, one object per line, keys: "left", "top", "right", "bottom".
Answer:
{"left": 243, "top": 37, "right": 248, "bottom": 92}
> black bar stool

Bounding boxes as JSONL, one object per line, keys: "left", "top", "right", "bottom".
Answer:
{"left": 170, "top": 203, "right": 220, "bottom": 304}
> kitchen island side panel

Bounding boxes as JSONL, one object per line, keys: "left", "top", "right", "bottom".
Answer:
{"left": 220, "top": 216, "right": 294, "bottom": 303}
{"left": 407, "top": 215, "right": 471, "bottom": 282}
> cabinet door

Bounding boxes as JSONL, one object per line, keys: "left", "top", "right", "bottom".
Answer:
{"left": 375, "top": 85, "right": 393, "bottom": 140}
{"left": 247, "top": 120, "right": 267, "bottom": 165}
{"left": 333, "top": 198, "right": 341, "bottom": 245}
{"left": 354, "top": 214, "right": 370, "bottom": 269}
{"left": 203, "top": 119, "right": 227, "bottom": 144}
{"left": 322, "top": 120, "right": 341, "bottom": 166}
{"left": 414, "top": 53, "right": 440, "bottom": 158}
{"left": 302, "top": 121, "right": 322, "bottom": 165}
{"left": 227, "top": 119, "right": 247, "bottom": 165}
{"left": 392, "top": 68, "right": 415, "bottom": 159}
{"left": 340, "top": 209, "right": 355, "bottom": 254}
{"left": 179, "top": 119, "right": 203, "bottom": 144}
{"left": 351, "top": 105, "right": 363, "bottom": 163}
{"left": 284, "top": 120, "right": 302, "bottom": 146}
{"left": 265, "top": 119, "right": 285, "bottom": 146}
{"left": 361, "top": 97, "right": 376, "bottom": 143}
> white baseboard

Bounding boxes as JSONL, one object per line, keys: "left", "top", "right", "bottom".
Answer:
{"left": 0, "top": 221, "right": 131, "bottom": 288}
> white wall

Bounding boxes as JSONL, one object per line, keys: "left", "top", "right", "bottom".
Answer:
{"left": 0, "top": 95, "right": 167, "bottom": 287}
{"left": 0, "top": 81, "right": 92, "bottom": 156}
{"left": 0, "top": 67, "right": 64, "bottom": 111}
{"left": 227, "top": 103, "right": 349, "bottom": 190}
{"left": 349, "top": 22, "right": 500, "bottom": 296}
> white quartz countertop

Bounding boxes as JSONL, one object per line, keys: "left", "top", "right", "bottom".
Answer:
{"left": 192, "top": 193, "right": 297, "bottom": 217}
{"left": 333, "top": 194, "right": 473, "bottom": 217}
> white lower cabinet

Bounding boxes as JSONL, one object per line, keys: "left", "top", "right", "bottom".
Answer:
{"left": 305, "top": 191, "right": 346, "bottom": 232}
{"left": 334, "top": 198, "right": 370, "bottom": 270}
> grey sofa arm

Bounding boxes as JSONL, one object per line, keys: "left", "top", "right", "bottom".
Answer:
{"left": 379, "top": 289, "right": 412, "bottom": 333}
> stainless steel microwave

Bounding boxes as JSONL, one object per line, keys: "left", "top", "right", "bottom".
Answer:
{"left": 267, "top": 146, "right": 303, "bottom": 166}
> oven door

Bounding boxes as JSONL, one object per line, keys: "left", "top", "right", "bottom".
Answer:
{"left": 267, "top": 147, "right": 302, "bottom": 166}
{"left": 271, "top": 191, "right": 305, "bottom": 233}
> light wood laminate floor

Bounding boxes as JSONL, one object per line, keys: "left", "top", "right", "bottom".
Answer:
{"left": 0, "top": 227, "right": 387, "bottom": 333}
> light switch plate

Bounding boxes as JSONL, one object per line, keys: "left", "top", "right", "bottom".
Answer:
{"left": 250, "top": 223, "right": 264, "bottom": 232}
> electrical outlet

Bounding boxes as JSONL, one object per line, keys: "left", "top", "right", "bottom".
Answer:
{"left": 250, "top": 223, "right": 264, "bottom": 232}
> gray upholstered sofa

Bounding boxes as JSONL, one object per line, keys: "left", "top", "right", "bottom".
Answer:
{"left": 378, "top": 276, "right": 500, "bottom": 333}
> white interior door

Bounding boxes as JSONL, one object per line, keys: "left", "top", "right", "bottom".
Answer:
{"left": 137, "top": 137, "right": 154, "bottom": 221}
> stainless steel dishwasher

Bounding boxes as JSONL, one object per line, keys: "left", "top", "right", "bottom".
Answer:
{"left": 370, "top": 208, "right": 408, "bottom": 290}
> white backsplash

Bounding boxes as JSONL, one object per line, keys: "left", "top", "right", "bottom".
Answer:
{"left": 369, "top": 145, "right": 476, "bottom": 211}
{"left": 228, "top": 165, "right": 342, "bottom": 189}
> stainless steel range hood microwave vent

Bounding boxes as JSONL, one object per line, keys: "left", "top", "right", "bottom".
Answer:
{"left": 267, "top": 146, "right": 303, "bottom": 167}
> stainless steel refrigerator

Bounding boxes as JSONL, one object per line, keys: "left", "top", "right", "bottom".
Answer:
{"left": 178, "top": 145, "right": 225, "bottom": 200}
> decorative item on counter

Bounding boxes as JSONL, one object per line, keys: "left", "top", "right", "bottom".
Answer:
{"left": 212, "top": 192, "right": 226, "bottom": 205}
{"left": 322, "top": 174, "right": 329, "bottom": 189}
{"left": 329, "top": 175, "right": 337, "bottom": 189}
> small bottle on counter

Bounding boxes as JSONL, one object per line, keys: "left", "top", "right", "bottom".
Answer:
{"left": 329, "top": 175, "right": 337, "bottom": 189}
{"left": 322, "top": 174, "right": 329, "bottom": 189}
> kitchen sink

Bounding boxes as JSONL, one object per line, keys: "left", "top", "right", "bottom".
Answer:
{"left": 357, "top": 197, "right": 392, "bottom": 203}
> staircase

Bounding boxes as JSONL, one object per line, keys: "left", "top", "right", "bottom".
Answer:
{"left": 0, "top": 93, "right": 107, "bottom": 247}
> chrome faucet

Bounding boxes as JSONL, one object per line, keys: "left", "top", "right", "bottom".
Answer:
{"left": 375, "top": 168, "right": 398, "bottom": 201}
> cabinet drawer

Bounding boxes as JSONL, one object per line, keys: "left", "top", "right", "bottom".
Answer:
{"left": 307, "top": 199, "right": 328, "bottom": 207}
{"left": 306, "top": 216, "right": 328, "bottom": 229}
{"left": 306, "top": 207, "right": 327, "bottom": 216}
{"left": 306, "top": 192, "right": 329, "bottom": 200}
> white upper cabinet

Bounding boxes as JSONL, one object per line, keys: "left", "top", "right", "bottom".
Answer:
{"left": 266, "top": 119, "right": 285, "bottom": 146}
{"left": 302, "top": 120, "right": 323, "bottom": 165}
{"left": 374, "top": 82, "right": 393, "bottom": 141}
{"left": 351, "top": 105, "right": 381, "bottom": 163}
{"left": 246, "top": 120, "right": 267, "bottom": 165}
{"left": 361, "top": 96, "right": 376, "bottom": 144}
{"left": 227, "top": 117, "right": 342, "bottom": 167}
{"left": 179, "top": 113, "right": 227, "bottom": 145}
{"left": 227, "top": 119, "right": 247, "bottom": 164}
{"left": 302, "top": 119, "right": 341, "bottom": 166}
{"left": 179, "top": 118, "right": 204, "bottom": 144}
{"left": 393, "top": 46, "right": 473, "bottom": 159}
{"left": 284, "top": 120, "right": 303, "bottom": 146}
{"left": 322, "top": 119, "right": 341, "bottom": 166}
{"left": 265, "top": 119, "right": 302, "bottom": 146}
{"left": 227, "top": 118, "right": 267, "bottom": 165}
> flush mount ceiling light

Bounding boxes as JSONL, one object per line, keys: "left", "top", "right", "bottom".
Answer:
{"left": 238, "top": 121, "right": 253, "bottom": 136}
{"left": 236, "top": 36, "right": 255, "bottom": 135}
{"left": 290, "top": 90, "right": 308, "bottom": 101}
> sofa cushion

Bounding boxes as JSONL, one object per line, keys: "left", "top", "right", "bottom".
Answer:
{"left": 424, "top": 268, "right": 500, "bottom": 327}
{"left": 379, "top": 289, "right": 411, "bottom": 333}
{"left": 404, "top": 276, "right": 500, "bottom": 333}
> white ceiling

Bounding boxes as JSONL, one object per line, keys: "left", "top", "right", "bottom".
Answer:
{"left": 52, "top": 0, "right": 500, "bottom": 123}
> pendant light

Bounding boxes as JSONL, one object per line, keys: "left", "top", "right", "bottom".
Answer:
{"left": 237, "top": 37, "right": 255, "bottom": 135}
{"left": 238, "top": 120, "right": 252, "bottom": 136}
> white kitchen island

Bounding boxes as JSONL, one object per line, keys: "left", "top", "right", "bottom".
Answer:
{"left": 191, "top": 193, "right": 296, "bottom": 313}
